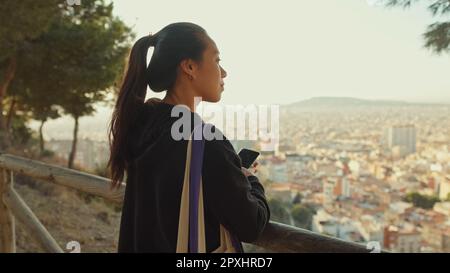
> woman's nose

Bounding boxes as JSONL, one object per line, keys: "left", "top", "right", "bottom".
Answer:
{"left": 221, "top": 66, "right": 227, "bottom": 78}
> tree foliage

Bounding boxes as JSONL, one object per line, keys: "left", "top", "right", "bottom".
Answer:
{"left": 403, "top": 192, "right": 440, "bottom": 209}
{"left": 385, "top": 0, "right": 450, "bottom": 54}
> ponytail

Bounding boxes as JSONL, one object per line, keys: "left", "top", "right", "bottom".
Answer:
{"left": 108, "top": 34, "right": 156, "bottom": 189}
{"left": 107, "top": 22, "right": 209, "bottom": 190}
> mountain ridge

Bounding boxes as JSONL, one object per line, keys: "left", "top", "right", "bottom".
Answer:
{"left": 284, "top": 97, "right": 450, "bottom": 108}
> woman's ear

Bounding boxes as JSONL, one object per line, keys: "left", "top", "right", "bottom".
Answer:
{"left": 180, "top": 58, "right": 197, "bottom": 80}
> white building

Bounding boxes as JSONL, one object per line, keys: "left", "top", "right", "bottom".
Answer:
{"left": 357, "top": 215, "right": 384, "bottom": 243}
{"left": 384, "top": 224, "right": 421, "bottom": 253}
{"left": 433, "top": 202, "right": 450, "bottom": 217}
{"left": 312, "top": 209, "right": 364, "bottom": 242}
{"left": 439, "top": 180, "right": 450, "bottom": 200}
{"left": 385, "top": 125, "right": 416, "bottom": 156}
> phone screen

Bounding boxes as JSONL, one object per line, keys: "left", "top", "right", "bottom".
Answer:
{"left": 238, "top": 148, "right": 260, "bottom": 169}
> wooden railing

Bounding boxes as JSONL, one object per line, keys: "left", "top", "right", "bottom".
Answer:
{"left": 0, "top": 153, "right": 384, "bottom": 253}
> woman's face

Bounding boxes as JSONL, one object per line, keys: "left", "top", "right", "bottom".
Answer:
{"left": 193, "top": 39, "right": 227, "bottom": 103}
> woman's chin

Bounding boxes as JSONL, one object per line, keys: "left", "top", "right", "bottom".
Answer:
{"left": 211, "top": 96, "right": 221, "bottom": 103}
{"left": 212, "top": 90, "right": 223, "bottom": 102}
{"left": 201, "top": 95, "right": 221, "bottom": 103}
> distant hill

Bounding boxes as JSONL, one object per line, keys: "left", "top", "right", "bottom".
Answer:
{"left": 284, "top": 97, "right": 449, "bottom": 108}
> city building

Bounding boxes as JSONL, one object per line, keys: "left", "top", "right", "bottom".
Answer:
{"left": 384, "top": 125, "right": 416, "bottom": 156}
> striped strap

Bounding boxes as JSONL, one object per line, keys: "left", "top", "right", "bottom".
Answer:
{"left": 177, "top": 122, "right": 243, "bottom": 253}
{"left": 189, "top": 123, "right": 205, "bottom": 252}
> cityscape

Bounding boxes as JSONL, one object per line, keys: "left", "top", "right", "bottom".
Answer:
{"left": 41, "top": 97, "right": 450, "bottom": 253}
{"left": 257, "top": 97, "right": 450, "bottom": 253}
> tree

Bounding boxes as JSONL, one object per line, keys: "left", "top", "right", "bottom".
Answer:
{"left": 385, "top": 0, "right": 450, "bottom": 54}
{"left": 403, "top": 192, "right": 440, "bottom": 209}
{"left": 291, "top": 204, "right": 315, "bottom": 230}
{"left": 267, "top": 198, "right": 292, "bottom": 225}
{"left": 52, "top": 1, "right": 133, "bottom": 168}
{"left": 7, "top": 65, "right": 62, "bottom": 154}
{"left": 292, "top": 192, "right": 302, "bottom": 205}
{"left": 0, "top": 0, "right": 59, "bottom": 148}
{"left": 7, "top": 0, "right": 133, "bottom": 167}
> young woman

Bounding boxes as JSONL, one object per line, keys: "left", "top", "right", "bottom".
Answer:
{"left": 108, "top": 22, "right": 270, "bottom": 253}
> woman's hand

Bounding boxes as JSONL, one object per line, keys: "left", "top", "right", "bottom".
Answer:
{"left": 241, "top": 162, "right": 258, "bottom": 177}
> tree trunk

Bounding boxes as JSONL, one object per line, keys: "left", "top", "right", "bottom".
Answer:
{"left": 5, "top": 97, "right": 16, "bottom": 131}
{"left": 68, "top": 116, "right": 79, "bottom": 169}
{"left": 5, "top": 98, "right": 17, "bottom": 144}
{"left": 0, "top": 168, "right": 16, "bottom": 252}
{"left": 0, "top": 56, "right": 17, "bottom": 149}
{"left": 39, "top": 120, "right": 45, "bottom": 155}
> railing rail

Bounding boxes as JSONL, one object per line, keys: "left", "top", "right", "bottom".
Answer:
{"left": 0, "top": 153, "right": 383, "bottom": 253}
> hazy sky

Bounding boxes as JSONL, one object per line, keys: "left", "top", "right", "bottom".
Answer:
{"left": 30, "top": 0, "right": 450, "bottom": 139}
{"left": 112, "top": 0, "right": 450, "bottom": 105}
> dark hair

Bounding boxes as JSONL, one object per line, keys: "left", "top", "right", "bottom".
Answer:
{"left": 107, "top": 22, "right": 209, "bottom": 189}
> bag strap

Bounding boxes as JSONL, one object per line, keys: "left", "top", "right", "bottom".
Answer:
{"left": 176, "top": 130, "right": 192, "bottom": 253}
{"left": 177, "top": 122, "right": 243, "bottom": 253}
{"left": 189, "top": 123, "right": 205, "bottom": 253}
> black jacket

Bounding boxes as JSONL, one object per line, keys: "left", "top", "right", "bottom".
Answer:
{"left": 117, "top": 98, "right": 271, "bottom": 253}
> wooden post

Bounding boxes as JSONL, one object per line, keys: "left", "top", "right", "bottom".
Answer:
{"left": 3, "top": 187, "right": 63, "bottom": 253}
{"left": 0, "top": 168, "right": 16, "bottom": 253}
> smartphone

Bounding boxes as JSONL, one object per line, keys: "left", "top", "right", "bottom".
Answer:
{"left": 238, "top": 148, "right": 260, "bottom": 169}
